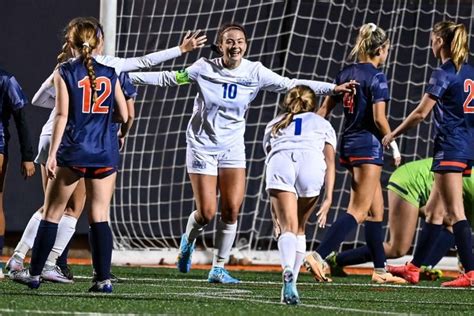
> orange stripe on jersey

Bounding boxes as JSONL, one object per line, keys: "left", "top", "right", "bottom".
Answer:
{"left": 93, "top": 167, "right": 114, "bottom": 175}
{"left": 439, "top": 161, "right": 467, "bottom": 168}
{"left": 349, "top": 156, "right": 374, "bottom": 162}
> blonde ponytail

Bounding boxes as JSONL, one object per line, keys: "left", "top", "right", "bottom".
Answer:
{"left": 349, "top": 23, "right": 389, "bottom": 61}
{"left": 433, "top": 21, "right": 469, "bottom": 71}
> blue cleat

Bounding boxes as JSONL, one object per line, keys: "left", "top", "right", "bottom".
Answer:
{"left": 11, "top": 269, "right": 41, "bottom": 289}
{"left": 208, "top": 266, "right": 240, "bottom": 284}
{"left": 281, "top": 267, "right": 299, "bottom": 305}
{"left": 177, "top": 234, "right": 195, "bottom": 273}
{"left": 89, "top": 279, "right": 113, "bottom": 293}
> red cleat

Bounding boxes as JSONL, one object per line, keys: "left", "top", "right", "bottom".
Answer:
{"left": 441, "top": 271, "right": 474, "bottom": 287}
{"left": 386, "top": 262, "right": 420, "bottom": 284}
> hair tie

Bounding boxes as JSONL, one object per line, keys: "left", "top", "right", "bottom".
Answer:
{"left": 83, "top": 42, "right": 90, "bottom": 48}
{"left": 367, "top": 23, "right": 377, "bottom": 32}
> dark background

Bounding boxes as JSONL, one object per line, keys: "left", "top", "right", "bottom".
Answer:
{"left": 0, "top": 0, "right": 99, "bottom": 235}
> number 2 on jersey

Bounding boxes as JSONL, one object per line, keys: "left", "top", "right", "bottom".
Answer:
{"left": 222, "top": 83, "right": 237, "bottom": 99}
{"left": 78, "top": 76, "right": 112, "bottom": 113}
{"left": 463, "top": 79, "right": 474, "bottom": 113}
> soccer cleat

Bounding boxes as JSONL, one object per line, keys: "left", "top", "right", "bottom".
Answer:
{"left": 177, "top": 234, "right": 195, "bottom": 273}
{"left": 58, "top": 265, "right": 74, "bottom": 281}
{"left": 420, "top": 265, "right": 443, "bottom": 281}
{"left": 371, "top": 272, "right": 408, "bottom": 284}
{"left": 325, "top": 251, "right": 347, "bottom": 277}
{"left": 11, "top": 269, "right": 41, "bottom": 289}
{"left": 5, "top": 254, "right": 24, "bottom": 274}
{"left": 89, "top": 279, "right": 113, "bottom": 293}
{"left": 41, "top": 265, "right": 74, "bottom": 283}
{"left": 281, "top": 267, "right": 299, "bottom": 305}
{"left": 386, "top": 262, "right": 420, "bottom": 284}
{"left": 303, "top": 252, "right": 332, "bottom": 282}
{"left": 92, "top": 271, "right": 120, "bottom": 283}
{"left": 441, "top": 271, "right": 474, "bottom": 287}
{"left": 208, "top": 266, "right": 240, "bottom": 284}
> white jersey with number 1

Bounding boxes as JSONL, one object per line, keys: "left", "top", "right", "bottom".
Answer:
{"left": 129, "top": 57, "right": 336, "bottom": 154}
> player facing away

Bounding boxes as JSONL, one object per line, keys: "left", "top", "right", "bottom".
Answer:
{"left": 129, "top": 23, "right": 357, "bottom": 284}
{"left": 0, "top": 68, "right": 36, "bottom": 278}
{"left": 304, "top": 23, "right": 406, "bottom": 284}
{"left": 382, "top": 21, "right": 474, "bottom": 287}
{"left": 327, "top": 158, "right": 474, "bottom": 280}
{"left": 5, "top": 16, "right": 205, "bottom": 282}
{"left": 264, "top": 86, "right": 336, "bottom": 305}
{"left": 11, "top": 18, "right": 128, "bottom": 292}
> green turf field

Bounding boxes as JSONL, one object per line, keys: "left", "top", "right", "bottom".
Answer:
{"left": 0, "top": 265, "right": 473, "bottom": 315}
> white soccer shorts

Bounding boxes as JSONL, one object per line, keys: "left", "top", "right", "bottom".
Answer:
{"left": 186, "top": 145, "right": 246, "bottom": 176}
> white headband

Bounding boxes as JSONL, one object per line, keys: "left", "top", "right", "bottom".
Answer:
{"left": 367, "top": 23, "right": 377, "bottom": 32}
{"left": 82, "top": 42, "right": 90, "bottom": 48}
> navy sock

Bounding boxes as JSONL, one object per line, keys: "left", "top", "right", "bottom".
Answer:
{"left": 90, "top": 222, "right": 112, "bottom": 281}
{"left": 336, "top": 245, "right": 372, "bottom": 266}
{"left": 0, "top": 235, "right": 4, "bottom": 256}
{"left": 411, "top": 222, "right": 442, "bottom": 267}
{"left": 453, "top": 220, "right": 474, "bottom": 272}
{"left": 364, "top": 221, "right": 386, "bottom": 269}
{"left": 29, "top": 220, "right": 58, "bottom": 276}
{"left": 56, "top": 238, "right": 72, "bottom": 268}
{"left": 316, "top": 212, "right": 358, "bottom": 259}
{"left": 423, "top": 228, "right": 455, "bottom": 267}
{"left": 89, "top": 227, "right": 98, "bottom": 275}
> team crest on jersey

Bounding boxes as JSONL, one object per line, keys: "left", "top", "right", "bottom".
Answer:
{"left": 192, "top": 160, "right": 206, "bottom": 169}
{"left": 237, "top": 78, "right": 253, "bottom": 86}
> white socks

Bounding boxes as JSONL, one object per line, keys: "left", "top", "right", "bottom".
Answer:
{"left": 278, "top": 232, "right": 297, "bottom": 270}
{"left": 14, "top": 211, "right": 43, "bottom": 259}
{"left": 212, "top": 220, "right": 237, "bottom": 268}
{"left": 46, "top": 215, "right": 77, "bottom": 266}
{"left": 185, "top": 210, "right": 205, "bottom": 243}
{"left": 294, "top": 235, "right": 306, "bottom": 282}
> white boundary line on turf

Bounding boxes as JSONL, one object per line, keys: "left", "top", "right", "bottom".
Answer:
{"left": 0, "top": 309, "right": 139, "bottom": 316}
{"left": 73, "top": 275, "right": 474, "bottom": 291}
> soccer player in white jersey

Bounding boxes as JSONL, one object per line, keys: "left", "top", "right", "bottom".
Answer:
{"left": 263, "top": 85, "right": 336, "bottom": 304}
{"left": 129, "top": 23, "right": 356, "bottom": 283}
{"left": 5, "top": 16, "right": 206, "bottom": 282}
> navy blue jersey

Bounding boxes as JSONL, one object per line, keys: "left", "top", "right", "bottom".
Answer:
{"left": 57, "top": 59, "right": 119, "bottom": 168}
{"left": 118, "top": 72, "right": 137, "bottom": 100}
{"left": 426, "top": 60, "right": 474, "bottom": 159}
{"left": 334, "top": 63, "right": 389, "bottom": 157}
{"left": 0, "top": 68, "right": 28, "bottom": 151}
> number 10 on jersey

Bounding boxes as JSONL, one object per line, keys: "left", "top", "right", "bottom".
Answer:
{"left": 222, "top": 83, "right": 237, "bottom": 99}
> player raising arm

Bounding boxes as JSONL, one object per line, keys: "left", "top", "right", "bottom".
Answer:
{"left": 129, "top": 23, "right": 356, "bottom": 284}
{"left": 382, "top": 21, "right": 474, "bottom": 287}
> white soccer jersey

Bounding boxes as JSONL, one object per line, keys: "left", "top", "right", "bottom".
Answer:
{"left": 129, "top": 57, "right": 336, "bottom": 153}
{"left": 33, "top": 46, "right": 182, "bottom": 138}
{"left": 263, "top": 112, "right": 337, "bottom": 163}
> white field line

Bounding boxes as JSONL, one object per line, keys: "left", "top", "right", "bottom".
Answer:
{"left": 0, "top": 309, "right": 140, "bottom": 316}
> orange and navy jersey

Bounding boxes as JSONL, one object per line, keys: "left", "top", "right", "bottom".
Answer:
{"left": 0, "top": 67, "right": 28, "bottom": 151}
{"left": 333, "top": 63, "right": 389, "bottom": 164}
{"left": 426, "top": 60, "right": 474, "bottom": 160}
{"left": 57, "top": 58, "right": 119, "bottom": 168}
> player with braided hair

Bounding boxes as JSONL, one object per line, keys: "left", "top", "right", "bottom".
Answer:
{"left": 263, "top": 85, "right": 336, "bottom": 304}
{"left": 11, "top": 18, "right": 128, "bottom": 292}
{"left": 304, "top": 23, "right": 405, "bottom": 284}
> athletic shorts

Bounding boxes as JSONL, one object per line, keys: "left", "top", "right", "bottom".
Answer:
{"left": 69, "top": 166, "right": 117, "bottom": 179}
{"left": 186, "top": 146, "right": 246, "bottom": 176}
{"left": 35, "top": 135, "right": 50, "bottom": 165}
{"left": 431, "top": 157, "right": 473, "bottom": 176}
{"left": 265, "top": 150, "right": 325, "bottom": 198}
{"left": 339, "top": 135, "right": 383, "bottom": 169}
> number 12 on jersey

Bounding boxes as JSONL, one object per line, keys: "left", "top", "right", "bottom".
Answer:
{"left": 222, "top": 83, "right": 237, "bottom": 99}
{"left": 78, "top": 76, "right": 112, "bottom": 114}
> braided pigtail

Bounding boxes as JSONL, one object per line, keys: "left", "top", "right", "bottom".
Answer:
{"left": 82, "top": 42, "right": 97, "bottom": 102}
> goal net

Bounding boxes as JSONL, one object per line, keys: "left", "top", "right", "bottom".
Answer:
{"left": 109, "top": 0, "right": 474, "bottom": 266}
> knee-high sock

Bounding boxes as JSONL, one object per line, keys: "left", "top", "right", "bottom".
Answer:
{"left": 46, "top": 215, "right": 77, "bottom": 266}
{"left": 212, "top": 220, "right": 237, "bottom": 268}
{"left": 14, "top": 211, "right": 42, "bottom": 259}
{"left": 278, "top": 232, "right": 297, "bottom": 269}
{"left": 364, "top": 221, "right": 386, "bottom": 269}
{"left": 293, "top": 235, "right": 306, "bottom": 281}
{"left": 336, "top": 245, "right": 372, "bottom": 267}
{"left": 56, "top": 238, "right": 72, "bottom": 268}
{"left": 185, "top": 210, "right": 205, "bottom": 243}
{"left": 88, "top": 227, "right": 98, "bottom": 275}
{"left": 90, "top": 222, "right": 113, "bottom": 281}
{"left": 316, "top": 212, "right": 358, "bottom": 259}
{"left": 452, "top": 220, "right": 474, "bottom": 272}
{"left": 423, "top": 228, "right": 455, "bottom": 267}
{"left": 412, "top": 222, "right": 442, "bottom": 267}
{"left": 29, "top": 220, "right": 58, "bottom": 276}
